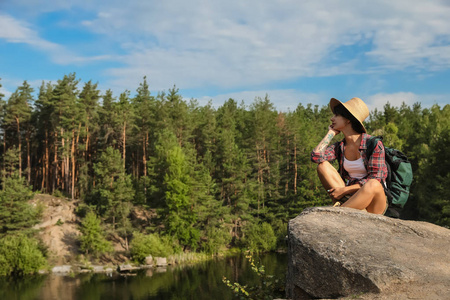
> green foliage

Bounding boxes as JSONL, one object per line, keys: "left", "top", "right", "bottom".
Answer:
{"left": 79, "top": 211, "right": 113, "bottom": 256}
{"left": 242, "top": 222, "right": 277, "bottom": 253}
{"left": 1, "top": 72, "right": 450, "bottom": 256}
{"left": 162, "top": 142, "right": 200, "bottom": 249}
{"left": 0, "top": 234, "right": 47, "bottom": 276}
{"left": 0, "top": 148, "right": 37, "bottom": 235}
{"left": 89, "top": 147, "right": 135, "bottom": 233}
{"left": 372, "top": 122, "right": 404, "bottom": 150}
{"left": 201, "top": 225, "right": 232, "bottom": 254}
{"left": 130, "top": 232, "right": 174, "bottom": 263}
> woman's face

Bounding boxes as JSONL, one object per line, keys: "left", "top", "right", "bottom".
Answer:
{"left": 330, "top": 114, "right": 350, "bottom": 131}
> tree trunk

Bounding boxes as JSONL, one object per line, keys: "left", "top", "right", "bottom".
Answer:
{"left": 122, "top": 122, "right": 126, "bottom": 170}
{"left": 75, "top": 123, "right": 81, "bottom": 199}
{"left": 61, "top": 130, "right": 66, "bottom": 191}
{"left": 45, "top": 130, "right": 50, "bottom": 193}
{"left": 53, "top": 131, "right": 58, "bottom": 192}
{"left": 286, "top": 138, "right": 290, "bottom": 196}
{"left": 71, "top": 129, "right": 76, "bottom": 200}
{"left": 85, "top": 125, "right": 90, "bottom": 160}
{"left": 294, "top": 135, "right": 298, "bottom": 195}
{"left": 26, "top": 132, "right": 31, "bottom": 183}
{"left": 136, "top": 148, "right": 140, "bottom": 178}
{"left": 143, "top": 134, "right": 147, "bottom": 177}
{"left": 16, "top": 117, "right": 21, "bottom": 178}
{"left": 2, "top": 130, "right": 6, "bottom": 190}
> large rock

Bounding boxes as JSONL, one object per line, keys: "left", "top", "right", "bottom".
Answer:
{"left": 118, "top": 264, "right": 139, "bottom": 272}
{"left": 287, "top": 207, "right": 450, "bottom": 299}
{"left": 154, "top": 257, "right": 167, "bottom": 267}
{"left": 52, "top": 265, "right": 72, "bottom": 274}
{"left": 145, "top": 255, "right": 153, "bottom": 266}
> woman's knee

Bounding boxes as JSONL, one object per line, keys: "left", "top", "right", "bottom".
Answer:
{"left": 317, "top": 161, "right": 332, "bottom": 174}
{"left": 363, "top": 179, "right": 384, "bottom": 194}
{"left": 364, "top": 179, "right": 387, "bottom": 214}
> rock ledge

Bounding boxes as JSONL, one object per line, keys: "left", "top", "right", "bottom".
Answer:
{"left": 286, "top": 207, "right": 450, "bottom": 299}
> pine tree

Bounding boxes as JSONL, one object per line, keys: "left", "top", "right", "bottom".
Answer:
{"left": 190, "top": 100, "right": 217, "bottom": 165}
{"left": 163, "top": 145, "right": 200, "bottom": 250}
{"left": 34, "top": 81, "right": 54, "bottom": 193}
{"left": 89, "top": 147, "right": 135, "bottom": 248}
{"left": 79, "top": 80, "right": 101, "bottom": 161}
{"left": 215, "top": 99, "right": 251, "bottom": 242}
{"left": 50, "top": 73, "right": 80, "bottom": 193}
{"left": 0, "top": 148, "right": 36, "bottom": 236}
{"left": 114, "top": 90, "right": 135, "bottom": 170}
{"left": 4, "top": 81, "right": 33, "bottom": 179}
{"left": 98, "top": 89, "right": 116, "bottom": 150}
{"left": 165, "top": 86, "right": 191, "bottom": 145}
{"left": 247, "top": 95, "right": 279, "bottom": 218}
{"left": 79, "top": 211, "right": 112, "bottom": 256}
{"left": 0, "top": 78, "right": 7, "bottom": 187}
{"left": 132, "top": 76, "right": 155, "bottom": 178}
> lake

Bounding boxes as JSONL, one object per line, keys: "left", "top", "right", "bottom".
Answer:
{"left": 0, "top": 253, "right": 287, "bottom": 300}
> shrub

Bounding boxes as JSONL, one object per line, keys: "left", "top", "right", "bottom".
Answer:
{"left": 270, "top": 218, "right": 288, "bottom": 249}
{"left": 0, "top": 234, "right": 47, "bottom": 276}
{"left": 79, "top": 211, "right": 113, "bottom": 257}
{"left": 242, "top": 222, "right": 277, "bottom": 253}
{"left": 201, "top": 225, "right": 232, "bottom": 254}
{"left": 130, "top": 232, "right": 174, "bottom": 263}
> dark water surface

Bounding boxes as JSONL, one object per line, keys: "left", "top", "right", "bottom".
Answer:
{"left": 0, "top": 253, "right": 287, "bottom": 300}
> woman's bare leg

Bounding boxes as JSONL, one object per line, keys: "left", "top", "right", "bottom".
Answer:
{"left": 317, "top": 161, "right": 345, "bottom": 203}
{"left": 317, "top": 161, "right": 345, "bottom": 190}
{"left": 341, "top": 179, "right": 387, "bottom": 214}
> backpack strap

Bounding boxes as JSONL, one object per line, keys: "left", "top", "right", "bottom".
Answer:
{"left": 366, "top": 135, "right": 383, "bottom": 158}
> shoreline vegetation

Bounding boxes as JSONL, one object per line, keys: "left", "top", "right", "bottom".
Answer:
{"left": 44, "top": 248, "right": 246, "bottom": 276}
{"left": 0, "top": 75, "right": 448, "bottom": 278}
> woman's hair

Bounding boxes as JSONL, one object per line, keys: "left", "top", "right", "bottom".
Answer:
{"left": 333, "top": 104, "right": 365, "bottom": 133}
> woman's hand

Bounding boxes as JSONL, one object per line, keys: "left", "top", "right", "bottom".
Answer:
{"left": 328, "top": 124, "right": 340, "bottom": 135}
{"left": 327, "top": 187, "right": 347, "bottom": 201}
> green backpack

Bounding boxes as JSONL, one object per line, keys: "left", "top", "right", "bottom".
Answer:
{"left": 366, "top": 136, "right": 413, "bottom": 217}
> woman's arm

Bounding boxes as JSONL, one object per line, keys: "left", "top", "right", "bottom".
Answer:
{"left": 311, "top": 126, "right": 340, "bottom": 163}
{"left": 328, "top": 184, "right": 361, "bottom": 201}
{"left": 313, "top": 128, "right": 337, "bottom": 153}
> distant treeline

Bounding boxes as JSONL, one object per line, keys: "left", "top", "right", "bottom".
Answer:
{"left": 0, "top": 74, "right": 448, "bottom": 261}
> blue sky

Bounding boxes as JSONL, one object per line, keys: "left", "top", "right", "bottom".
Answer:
{"left": 1, "top": 0, "right": 450, "bottom": 112}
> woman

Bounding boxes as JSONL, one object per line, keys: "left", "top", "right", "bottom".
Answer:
{"left": 311, "top": 97, "right": 388, "bottom": 214}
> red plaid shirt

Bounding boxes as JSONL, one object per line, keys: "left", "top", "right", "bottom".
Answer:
{"left": 311, "top": 133, "right": 388, "bottom": 186}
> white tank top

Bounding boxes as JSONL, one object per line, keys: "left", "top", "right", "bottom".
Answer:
{"left": 343, "top": 156, "right": 368, "bottom": 179}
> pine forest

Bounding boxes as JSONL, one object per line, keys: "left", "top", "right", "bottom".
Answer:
{"left": 0, "top": 74, "right": 449, "bottom": 275}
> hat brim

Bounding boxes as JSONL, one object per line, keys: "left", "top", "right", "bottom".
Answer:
{"left": 329, "top": 98, "right": 367, "bottom": 133}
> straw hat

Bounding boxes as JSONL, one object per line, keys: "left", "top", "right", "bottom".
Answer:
{"left": 329, "top": 97, "right": 369, "bottom": 133}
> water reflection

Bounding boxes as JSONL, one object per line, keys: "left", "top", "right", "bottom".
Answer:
{"left": 1, "top": 253, "right": 287, "bottom": 300}
{"left": 0, "top": 276, "right": 47, "bottom": 300}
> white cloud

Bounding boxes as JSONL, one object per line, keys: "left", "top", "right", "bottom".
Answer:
{"left": 0, "top": 14, "right": 59, "bottom": 50}
{"left": 74, "top": 0, "right": 450, "bottom": 91}
{"left": 0, "top": 13, "right": 112, "bottom": 66}
{"left": 0, "top": 87, "right": 11, "bottom": 99}
{"left": 2, "top": 0, "right": 450, "bottom": 97}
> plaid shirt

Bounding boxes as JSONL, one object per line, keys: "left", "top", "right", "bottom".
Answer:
{"left": 311, "top": 133, "right": 388, "bottom": 186}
